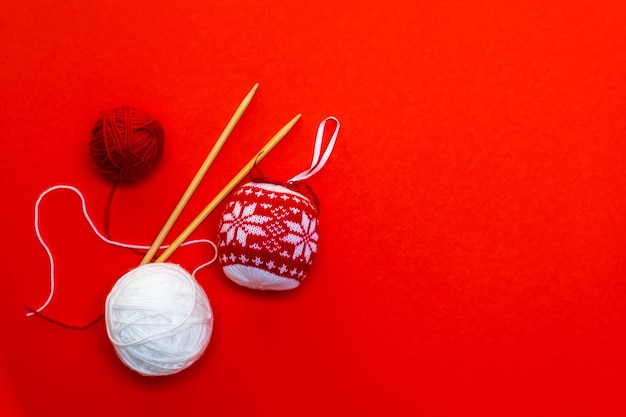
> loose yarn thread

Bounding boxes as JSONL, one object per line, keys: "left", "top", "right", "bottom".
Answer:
{"left": 90, "top": 106, "right": 164, "bottom": 182}
{"left": 29, "top": 185, "right": 217, "bottom": 318}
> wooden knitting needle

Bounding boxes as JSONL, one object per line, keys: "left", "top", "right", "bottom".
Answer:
{"left": 154, "top": 113, "right": 302, "bottom": 264}
{"left": 140, "top": 83, "right": 259, "bottom": 265}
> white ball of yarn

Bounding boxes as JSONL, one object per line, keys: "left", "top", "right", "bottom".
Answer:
{"left": 105, "top": 263, "right": 213, "bottom": 376}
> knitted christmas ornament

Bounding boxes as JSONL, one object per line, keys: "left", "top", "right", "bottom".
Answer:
{"left": 217, "top": 117, "right": 340, "bottom": 290}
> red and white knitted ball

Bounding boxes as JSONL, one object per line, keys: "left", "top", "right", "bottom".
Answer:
{"left": 217, "top": 181, "right": 320, "bottom": 290}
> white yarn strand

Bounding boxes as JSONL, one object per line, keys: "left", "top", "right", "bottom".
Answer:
{"left": 288, "top": 116, "right": 340, "bottom": 183}
{"left": 30, "top": 185, "right": 217, "bottom": 316}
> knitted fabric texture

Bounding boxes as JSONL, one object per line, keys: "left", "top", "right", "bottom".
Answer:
{"left": 217, "top": 182, "right": 320, "bottom": 290}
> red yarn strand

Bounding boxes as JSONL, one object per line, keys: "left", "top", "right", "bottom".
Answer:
{"left": 24, "top": 307, "right": 104, "bottom": 331}
{"left": 103, "top": 181, "right": 120, "bottom": 239}
{"left": 103, "top": 181, "right": 147, "bottom": 256}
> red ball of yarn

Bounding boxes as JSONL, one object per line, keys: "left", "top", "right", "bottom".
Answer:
{"left": 90, "top": 106, "right": 164, "bottom": 182}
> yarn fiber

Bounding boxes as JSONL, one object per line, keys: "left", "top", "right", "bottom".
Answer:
{"left": 90, "top": 106, "right": 164, "bottom": 182}
{"left": 217, "top": 182, "right": 320, "bottom": 290}
{"left": 105, "top": 263, "right": 213, "bottom": 376}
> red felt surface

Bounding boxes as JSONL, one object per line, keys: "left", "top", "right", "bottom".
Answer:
{"left": 1, "top": 0, "right": 625, "bottom": 415}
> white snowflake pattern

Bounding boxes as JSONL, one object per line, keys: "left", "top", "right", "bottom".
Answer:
{"left": 282, "top": 212, "right": 318, "bottom": 262}
{"left": 220, "top": 202, "right": 271, "bottom": 246}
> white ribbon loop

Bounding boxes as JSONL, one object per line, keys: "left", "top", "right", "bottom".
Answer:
{"left": 288, "top": 116, "right": 340, "bottom": 183}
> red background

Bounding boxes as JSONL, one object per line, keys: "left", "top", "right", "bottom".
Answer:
{"left": 1, "top": 1, "right": 625, "bottom": 416}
